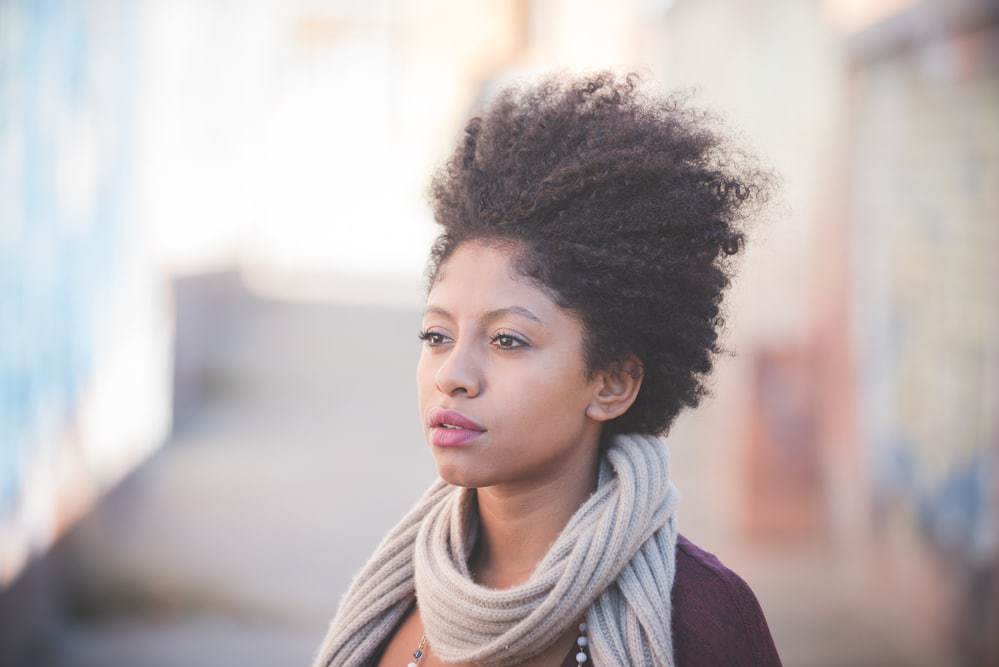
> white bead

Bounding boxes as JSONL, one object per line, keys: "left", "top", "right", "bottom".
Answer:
{"left": 578, "top": 622, "right": 588, "bottom": 632}
{"left": 577, "top": 636, "right": 589, "bottom": 646}
{"left": 408, "top": 663, "right": 417, "bottom": 667}
{"left": 576, "top": 651, "right": 588, "bottom": 663}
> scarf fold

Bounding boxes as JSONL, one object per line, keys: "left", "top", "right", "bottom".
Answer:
{"left": 311, "top": 432, "right": 681, "bottom": 667}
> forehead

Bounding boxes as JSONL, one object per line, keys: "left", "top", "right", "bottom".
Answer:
{"left": 425, "top": 242, "right": 557, "bottom": 318}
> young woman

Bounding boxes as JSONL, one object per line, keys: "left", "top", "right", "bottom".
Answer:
{"left": 312, "top": 70, "right": 781, "bottom": 667}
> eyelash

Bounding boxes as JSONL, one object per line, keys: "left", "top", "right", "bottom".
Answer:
{"left": 416, "top": 329, "right": 528, "bottom": 350}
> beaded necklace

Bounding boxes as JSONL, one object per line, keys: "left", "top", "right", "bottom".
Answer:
{"left": 406, "top": 619, "right": 591, "bottom": 666}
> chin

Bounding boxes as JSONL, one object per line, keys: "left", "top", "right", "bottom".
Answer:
{"left": 432, "top": 455, "right": 494, "bottom": 488}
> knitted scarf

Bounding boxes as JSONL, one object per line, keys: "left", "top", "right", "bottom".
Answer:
{"left": 311, "top": 432, "right": 681, "bottom": 667}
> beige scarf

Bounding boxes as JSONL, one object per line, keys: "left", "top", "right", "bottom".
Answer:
{"left": 311, "top": 432, "right": 681, "bottom": 667}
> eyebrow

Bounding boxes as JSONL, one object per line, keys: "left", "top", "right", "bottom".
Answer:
{"left": 422, "top": 305, "right": 544, "bottom": 325}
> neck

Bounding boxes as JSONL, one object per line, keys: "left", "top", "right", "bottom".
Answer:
{"left": 468, "top": 428, "right": 603, "bottom": 588}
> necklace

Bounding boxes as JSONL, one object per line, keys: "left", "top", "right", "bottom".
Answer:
{"left": 406, "top": 619, "right": 591, "bottom": 666}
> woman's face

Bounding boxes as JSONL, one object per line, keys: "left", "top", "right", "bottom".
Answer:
{"left": 417, "top": 240, "right": 605, "bottom": 488}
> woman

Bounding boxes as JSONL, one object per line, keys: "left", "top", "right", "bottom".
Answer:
{"left": 312, "top": 70, "right": 781, "bottom": 667}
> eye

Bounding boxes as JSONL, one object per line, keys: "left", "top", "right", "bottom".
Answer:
{"left": 491, "top": 332, "right": 527, "bottom": 350}
{"left": 417, "top": 329, "right": 527, "bottom": 350}
{"left": 417, "top": 329, "right": 449, "bottom": 347}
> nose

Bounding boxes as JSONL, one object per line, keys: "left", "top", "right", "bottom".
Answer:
{"left": 434, "top": 339, "right": 481, "bottom": 398}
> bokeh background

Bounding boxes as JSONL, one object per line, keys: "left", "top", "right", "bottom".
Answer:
{"left": 2, "top": 0, "right": 998, "bottom": 665}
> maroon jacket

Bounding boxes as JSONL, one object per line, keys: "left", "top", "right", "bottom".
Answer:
{"left": 559, "top": 533, "right": 782, "bottom": 666}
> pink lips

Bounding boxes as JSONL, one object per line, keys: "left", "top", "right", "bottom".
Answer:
{"left": 428, "top": 407, "right": 486, "bottom": 448}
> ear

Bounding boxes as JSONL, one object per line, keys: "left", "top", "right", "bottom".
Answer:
{"left": 585, "top": 354, "right": 644, "bottom": 423}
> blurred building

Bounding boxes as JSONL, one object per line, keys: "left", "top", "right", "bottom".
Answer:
{"left": 637, "top": 0, "right": 999, "bottom": 662}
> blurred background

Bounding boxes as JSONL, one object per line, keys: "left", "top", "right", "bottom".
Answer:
{"left": 1, "top": 0, "right": 997, "bottom": 665}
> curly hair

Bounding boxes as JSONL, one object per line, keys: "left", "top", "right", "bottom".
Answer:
{"left": 422, "top": 70, "right": 771, "bottom": 438}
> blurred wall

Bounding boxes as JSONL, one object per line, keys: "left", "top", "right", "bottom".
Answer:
{"left": 0, "top": 0, "right": 172, "bottom": 589}
{"left": 845, "top": 2, "right": 999, "bottom": 659}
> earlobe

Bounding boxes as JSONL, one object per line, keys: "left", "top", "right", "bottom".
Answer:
{"left": 585, "top": 402, "right": 608, "bottom": 422}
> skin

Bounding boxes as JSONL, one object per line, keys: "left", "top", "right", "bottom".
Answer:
{"left": 376, "top": 239, "right": 643, "bottom": 667}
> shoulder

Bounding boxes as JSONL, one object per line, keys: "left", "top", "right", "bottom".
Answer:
{"left": 671, "top": 533, "right": 783, "bottom": 666}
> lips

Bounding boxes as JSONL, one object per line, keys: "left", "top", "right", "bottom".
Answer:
{"left": 427, "top": 407, "right": 486, "bottom": 448}
{"left": 427, "top": 407, "right": 486, "bottom": 431}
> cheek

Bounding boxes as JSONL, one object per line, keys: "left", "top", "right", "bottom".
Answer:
{"left": 497, "top": 363, "right": 589, "bottom": 435}
{"left": 416, "top": 351, "right": 435, "bottom": 394}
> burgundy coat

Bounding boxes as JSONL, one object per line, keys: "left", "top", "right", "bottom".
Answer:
{"left": 559, "top": 533, "right": 782, "bottom": 666}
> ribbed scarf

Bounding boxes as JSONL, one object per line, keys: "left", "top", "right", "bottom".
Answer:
{"left": 311, "top": 432, "right": 681, "bottom": 667}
